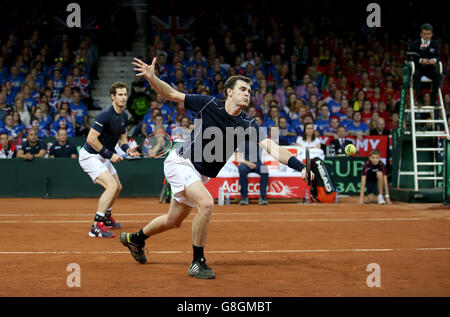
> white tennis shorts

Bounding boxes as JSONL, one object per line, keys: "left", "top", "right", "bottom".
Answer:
{"left": 164, "top": 150, "right": 209, "bottom": 207}
{"left": 79, "top": 147, "right": 117, "bottom": 182}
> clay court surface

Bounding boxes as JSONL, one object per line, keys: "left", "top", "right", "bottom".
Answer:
{"left": 0, "top": 197, "right": 449, "bottom": 297}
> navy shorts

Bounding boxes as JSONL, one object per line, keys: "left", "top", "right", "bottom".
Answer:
{"left": 366, "top": 179, "right": 378, "bottom": 195}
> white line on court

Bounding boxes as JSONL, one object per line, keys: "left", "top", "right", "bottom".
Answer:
{"left": 0, "top": 211, "right": 396, "bottom": 217}
{"left": 0, "top": 247, "right": 449, "bottom": 255}
{"left": 0, "top": 218, "right": 431, "bottom": 223}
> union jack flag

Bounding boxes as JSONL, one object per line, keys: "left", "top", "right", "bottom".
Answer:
{"left": 150, "top": 16, "right": 195, "bottom": 35}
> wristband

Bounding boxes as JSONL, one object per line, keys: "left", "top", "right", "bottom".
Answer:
{"left": 99, "top": 146, "right": 113, "bottom": 159}
{"left": 120, "top": 143, "right": 130, "bottom": 153}
{"left": 287, "top": 156, "right": 306, "bottom": 172}
{"left": 385, "top": 194, "right": 390, "bottom": 197}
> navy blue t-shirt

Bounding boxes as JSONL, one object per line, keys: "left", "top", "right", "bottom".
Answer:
{"left": 177, "top": 95, "right": 267, "bottom": 178}
{"left": 83, "top": 106, "right": 128, "bottom": 154}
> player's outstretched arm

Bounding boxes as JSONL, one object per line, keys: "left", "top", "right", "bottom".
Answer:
{"left": 132, "top": 57, "right": 185, "bottom": 104}
{"left": 258, "top": 138, "right": 314, "bottom": 180}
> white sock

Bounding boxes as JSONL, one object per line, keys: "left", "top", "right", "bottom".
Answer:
{"left": 96, "top": 212, "right": 105, "bottom": 217}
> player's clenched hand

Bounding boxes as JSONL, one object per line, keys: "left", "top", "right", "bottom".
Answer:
{"left": 110, "top": 153, "right": 123, "bottom": 163}
{"left": 126, "top": 145, "right": 140, "bottom": 158}
{"left": 132, "top": 57, "right": 156, "bottom": 81}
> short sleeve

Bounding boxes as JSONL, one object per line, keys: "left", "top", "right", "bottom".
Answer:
{"left": 49, "top": 145, "right": 56, "bottom": 156}
{"left": 70, "top": 145, "right": 78, "bottom": 156}
{"left": 380, "top": 162, "right": 387, "bottom": 174}
{"left": 122, "top": 113, "right": 128, "bottom": 134}
{"left": 184, "top": 94, "right": 215, "bottom": 112}
{"left": 362, "top": 161, "right": 369, "bottom": 176}
{"left": 92, "top": 111, "right": 109, "bottom": 133}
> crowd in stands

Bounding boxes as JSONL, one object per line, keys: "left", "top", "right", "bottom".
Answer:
{"left": 125, "top": 2, "right": 449, "bottom": 152}
{"left": 1, "top": 1, "right": 450, "bottom": 161}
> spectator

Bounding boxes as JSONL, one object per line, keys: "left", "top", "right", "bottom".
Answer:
{"left": 359, "top": 149, "right": 392, "bottom": 205}
{"left": 347, "top": 111, "right": 370, "bottom": 140}
{"left": 11, "top": 111, "right": 26, "bottom": 140}
{"left": 171, "top": 116, "right": 191, "bottom": 141}
{"left": 127, "top": 79, "right": 151, "bottom": 125}
{"left": 296, "top": 122, "right": 321, "bottom": 149}
{"left": 274, "top": 78, "right": 290, "bottom": 108}
{"left": 360, "top": 100, "right": 373, "bottom": 124}
{"left": 13, "top": 97, "right": 30, "bottom": 127}
{"left": 352, "top": 89, "right": 366, "bottom": 111}
{"left": 0, "top": 93, "right": 9, "bottom": 121}
{"left": 370, "top": 117, "right": 390, "bottom": 136}
{"left": 368, "top": 112, "right": 381, "bottom": 130}
{"left": 276, "top": 116, "right": 297, "bottom": 145}
{"left": 23, "top": 84, "right": 39, "bottom": 112}
{"left": 57, "top": 86, "right": 74, "bottom": 110}
{"left": 0, "top": 131, "right": 17, "bottom": 158}
{"left": 29, "top": 107, "right": 50, "bottom": 138}
{"left": 376, "top": 100, "right": 390, "bottom": 125}
{"left": 50, "top": 107, "right": 76, "bottom": 137}
{"left": 60, "top": 101, "right": 77, "bottom": 126}
{"left": 263, "top": 105, "right": 280, "bottom": 128}
{"left": 329, "top": 125, "right": 354, "bottom": 156}
{"left": 235, "top": 141, "right": 269, "bottom": 206}
{"left": 316, "top": 104, "right": 331, "bottom": 132}
{"left": 0, "top": 114, "right": 17, "bottom": 141}
{"left": 323, "top": 116, "right": 340, "bottom": 138}
{"left": 48, "top": 128, "right": 78, "bottom": 158}
{"left": 328, "top": 90, "right": 343, "bottom": 116}
{"left": 16, "top": 129, "right": 47, "bottom": 160}
{"left": 69, "top": 89, "right": 89, "bottom": 136}
{"left": 142, "top": 113, "right": 169, "bottom": 137}
{"left": 51, "top": 69, "right": 65, "bottom": 95}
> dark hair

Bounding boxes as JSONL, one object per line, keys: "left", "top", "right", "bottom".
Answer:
{"left": 421, "top": 23, "right": 433, "bottom": 32}
{"left": 353, "top": 110, "right": 361, "bottom": 119}
{"left": 224, "top": 75, "right": 252, "bottom": 97}
{"left": 302, "top": 122, "right": 316, "bottom": 142}
{"left": 337, "top": 124, "right": 346, "bottom": 131}
{"left": 110, "top": 81, "right": 129, "bottom": 97}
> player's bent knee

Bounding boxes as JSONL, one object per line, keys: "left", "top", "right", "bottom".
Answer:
{"left": 197, "top": 199, "right": 214, "bottom": 217}
{"left": 105, "top": 180, "right": 119, "bottom": 192}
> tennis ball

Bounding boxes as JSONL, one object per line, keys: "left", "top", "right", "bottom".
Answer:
{"left": 345, "top": 144, "right": 356, "bottom": 156}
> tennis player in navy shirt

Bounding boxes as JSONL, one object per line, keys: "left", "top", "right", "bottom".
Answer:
{"left": 79, "top": 82, "right": 139, "bottom": 238}
{"left": 120, "top": 57, "right": 314, "bottom": 279}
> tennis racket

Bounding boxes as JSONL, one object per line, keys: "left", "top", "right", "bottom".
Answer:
{"left": 120, "top": 131, "right": 173, "bottom": 159}
{"left": 305, "top": 148, "right": 311, "bottom": 187}
{"left": 141, "top": 131, "right": 173, "bottom": 158}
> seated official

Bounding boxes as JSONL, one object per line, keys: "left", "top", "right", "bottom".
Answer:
{"left": 329, "top": 125, "right": 354, "bottom": 156}
{"left": 49, "top": 128, "right": 78, "bottom": 158}
{"left": 408, "top": 23, "right": 442, "bottom": 105}
{"left": 0, "top": 131, "right": 17, "bottom": 158}
{"left": 235, "top": 141, "right": 269, "bottom": 205}
{"left": 16, "top": 128, "right": 47, "bottom": 161}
